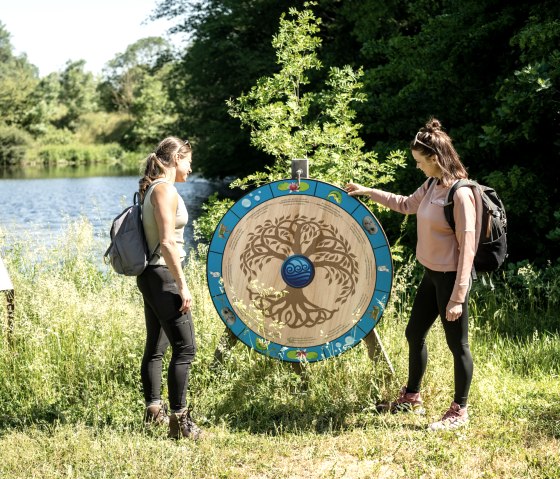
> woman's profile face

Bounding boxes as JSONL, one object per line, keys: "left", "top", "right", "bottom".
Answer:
{"left": 174, "top": 152, "right": 193, "bottom": 183}
{"left": 412, "top": 149, "right": 440, "bottom": 178}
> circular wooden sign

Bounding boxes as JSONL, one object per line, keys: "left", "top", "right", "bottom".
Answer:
{"left": 207, "top": 179, "right": 393, "bottom": 362}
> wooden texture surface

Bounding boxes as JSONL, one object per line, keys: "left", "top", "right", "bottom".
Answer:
{"left": 222, "top": 195, "right": 376, "bottom": 348}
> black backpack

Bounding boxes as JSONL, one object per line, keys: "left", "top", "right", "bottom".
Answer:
{"left": 433, "top": 178, "right": 507, "bottom": 274}
{"left": 104, "top": 181, "right": 164, "bottom": 276}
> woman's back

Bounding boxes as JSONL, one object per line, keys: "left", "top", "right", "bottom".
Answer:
{"left": 143, "top": 181, "right": 188, "bottom": 266}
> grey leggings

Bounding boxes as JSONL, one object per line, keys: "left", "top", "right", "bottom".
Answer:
{"left": 136, "top": 265, "right": 197, "bottom": 411}
{"left": 405, "top": 268, "right": 473, "bottom": 406}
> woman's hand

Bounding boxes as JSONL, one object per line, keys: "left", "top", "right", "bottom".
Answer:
{"left": 345, "top": 182, "right": 371, "bottom": 197}
{"left": 446, "top": 300, "right": 462, "bottom": 321}
{"left": 178, "top": 285, "right": 193, "bottom": 313}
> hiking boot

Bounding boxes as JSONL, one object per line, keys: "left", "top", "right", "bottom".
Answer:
{"left": 377, "top": 386, "right": 426, "bottom": 414}
{"left": 168, "top": 409, "right": 203, "bottom": 440}
{"left": 144, "top": 402, "right": 169, "bottom": 427}
{"left": 428, "top": 402, "right": 469, "bottom": 431}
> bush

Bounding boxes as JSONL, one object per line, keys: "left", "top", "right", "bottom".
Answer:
{"left": 26, "top": 143, "right": 125, "bottom": 166}
{"left": 73, "top": 112, "right": 133, "bottom": 145}
{"left": 0, "top": 124, "right": 34, "bottom": 165}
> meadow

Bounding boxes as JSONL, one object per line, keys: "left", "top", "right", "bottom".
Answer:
{"left": 0, "top": 220, "right": 558, "bottom": 479}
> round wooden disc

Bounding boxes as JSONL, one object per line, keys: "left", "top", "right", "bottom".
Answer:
{"left": 207, "top": 179, "right": 393, "bottom": 362}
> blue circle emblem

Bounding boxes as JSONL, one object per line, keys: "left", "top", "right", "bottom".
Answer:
{"left": 281, "top": 255, "right": 315, "bottom": 288}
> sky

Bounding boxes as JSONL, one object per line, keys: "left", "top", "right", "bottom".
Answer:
{"left": 1, "top": 0, "right": 186, "bottom": 77}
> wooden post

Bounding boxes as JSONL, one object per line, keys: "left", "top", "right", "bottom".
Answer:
{"left": 363, "top": 328, "right": 395, "bottom": 376}
{"left": 5, "top": 290, "right": 14, "bottom": 345}
{"left": 1, "top": 257, "right": 15, "bottom": 345}
{"left": 212, "top": 327, "right": 239, "bottom": 365}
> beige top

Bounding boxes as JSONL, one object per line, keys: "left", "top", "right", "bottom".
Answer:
{"left": 369, "top": 179, "right": 481, "bottom": 303}
{"left": 142, "top": 181, "right": 188, "bottom": 266}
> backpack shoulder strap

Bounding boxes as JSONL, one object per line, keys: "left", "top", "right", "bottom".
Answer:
{"left": 141, "top": 179, "right": 168, "bottom": 205}
{"left": 140, "top": 179, "right": 168, "bottom": 260}
{"left": 443, "top": 179, "right": 474, "bottom": 232}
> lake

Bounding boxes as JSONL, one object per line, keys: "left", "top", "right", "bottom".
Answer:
{"left": 0, "top": 166, "right": 228, "bottom": 256}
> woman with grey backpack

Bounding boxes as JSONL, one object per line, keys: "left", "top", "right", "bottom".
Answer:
{"left": 136, "top": 136, "right": 201, "bottom": 440}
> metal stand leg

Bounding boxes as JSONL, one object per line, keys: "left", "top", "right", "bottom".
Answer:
{"left": 363, "top": 328, "right": 395, "bottom": 376}
{"left": 212, "top": 327, "right": 238, "bottom": 365}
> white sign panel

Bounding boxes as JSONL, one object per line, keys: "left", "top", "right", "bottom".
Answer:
{"left": 0, "top": 257, "right": 13, "bottom": 291}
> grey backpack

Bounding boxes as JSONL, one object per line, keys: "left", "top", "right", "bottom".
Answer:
{"left": 104, "top": 181, "right": 163, "bottom": 276}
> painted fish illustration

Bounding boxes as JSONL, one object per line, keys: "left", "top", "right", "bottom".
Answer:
{"left": 327, "top": 190, "right": 342, "bottom": 204}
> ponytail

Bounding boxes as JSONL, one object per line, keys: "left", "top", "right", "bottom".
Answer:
{"left": 139, "top": 153, "right": 167, "bottom": 200}
{"left": 138, "top": 137, "right": 193, "bottom": 200}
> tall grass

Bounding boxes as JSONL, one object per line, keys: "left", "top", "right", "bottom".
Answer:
{"left": 0, "top": 220, "right": 558, "bottom": 478}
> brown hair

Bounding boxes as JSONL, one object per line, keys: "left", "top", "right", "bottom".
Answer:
{"left": 138, "top": 136, "right": 192, "bottom": 200}
{"left": 410, "top": 118, "right": 467, "bottom": 187}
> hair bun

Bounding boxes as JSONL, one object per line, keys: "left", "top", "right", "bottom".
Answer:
{"left": 425, "top": 117, "right": 442, "bottom": 133}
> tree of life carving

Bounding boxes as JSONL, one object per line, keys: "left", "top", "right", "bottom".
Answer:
{"left": 239, "top": 214, "right": 359, "bottom": 329}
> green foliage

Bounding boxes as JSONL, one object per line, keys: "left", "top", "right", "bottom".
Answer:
{"left": 58, "top": 60, "right": 100, "bottom": 130}
{"left": 197, "top": 4, "right": 405, "bottom": 246}
{"left": 194, "top": 4, "right": 406, "bottom": 242}
{"left": 25, "top": 143, "right": 125, "bottom": 166}
{"left": 483, "top": 166, "right": 552, "bottom": 258}
{"left": 344, "top": 0, "right": 560, "bottom": 262}
{"left": 0, "top": 22, "right": 39, "bottom": 128}
{"left": 159, "top": 0, "right": 560, "bottom": 262}
{"left": 154, "top": 0, "right": 305, "bottom": 177}
{"left": 0, "top": 124, "right": 34, "bottom": 164}
{"left": 193, "top": 193, "right": 234, "bottom": 242}
{"left": 226, "top": 5, "right": 405, "bottom": 191}
{"left": 73, "top": 112, "right": 133, "bottom": 145}
{"left": 124, "top": 69, "right": 177, "bottom": 149}
{"left": 98, "top": 38, "right": 177, "bottom": 150}
{"left": 100, "top": 37, "right": 174, "bottom": 113}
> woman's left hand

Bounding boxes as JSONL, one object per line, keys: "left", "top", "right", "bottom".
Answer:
{"left": 178, "top": 286, "right": 193, "bottom": 314}
{"left": 446, "top": 300, "right": 462, "bottom": 321}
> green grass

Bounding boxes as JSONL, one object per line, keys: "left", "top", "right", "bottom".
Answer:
{"left": 0, "top": 220, "right": 558, "bottom": 478}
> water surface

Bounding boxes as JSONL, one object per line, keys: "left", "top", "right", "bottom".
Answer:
{"left": 0, "top": 169, "right": 222, "bottom": 255}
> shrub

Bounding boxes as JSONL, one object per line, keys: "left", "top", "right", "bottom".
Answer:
{"left": 27, "top": 143, "right": 125, "bottom": 166}
{"left": 0, "top": 124, "right": 34, "bottom": 165}
{"left": 73, "top": 112, "right": 133, "bottom": 144}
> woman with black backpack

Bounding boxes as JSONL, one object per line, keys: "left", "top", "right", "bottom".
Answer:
{"left": 346, "top": 118, "right": 480, "bottom": 431}
{"left": 136, "top": 136, "right": 202, "bottom": 440}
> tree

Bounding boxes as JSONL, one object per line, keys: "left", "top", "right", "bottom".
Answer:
{"left": 0, "top": 22, "right": 39, "bottom": 128}
{"left": 124, "top": 66, "right": 177, "bottom": 148}
{"left": 158, "top": 0, "right": 560, "bottom": 261}
{"left": 100, "top": 37, "right": 174, "bottom": 113}
{"left": 195, "top": 5, "right": 406, "bottom": 242}
{"left": 58, "top": 60, "right": 99, "bottom": 129}
{"left": 154, "top": 0, "right": 307, "bottom": 177}
{"left": 344, "top": 0, "right": 560, "bottom": 262}
{"left": 227, "top": 5, "right": 405, "bottom": 189}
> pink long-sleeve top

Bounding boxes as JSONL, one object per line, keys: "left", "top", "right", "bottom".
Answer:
{"left": 369, "top": 179, "right": 479, "bottom": 304}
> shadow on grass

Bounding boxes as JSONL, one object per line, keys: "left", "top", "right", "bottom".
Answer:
{"left": 202, "top": 353, "right": 405, "bottom": 435}
{"left": 530, "top": 401, "right": 560, "bottom": 440}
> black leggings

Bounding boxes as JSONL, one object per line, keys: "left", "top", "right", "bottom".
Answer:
{"left": 405, "top": 268, "right": 473, "bottom": 406}
{"left": 136, "top": 266, "right": 197, "bottom": 411}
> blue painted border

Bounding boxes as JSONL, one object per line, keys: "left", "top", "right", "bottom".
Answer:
{"left": 206, "top": 179, "right": 393, "bottom": 363}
